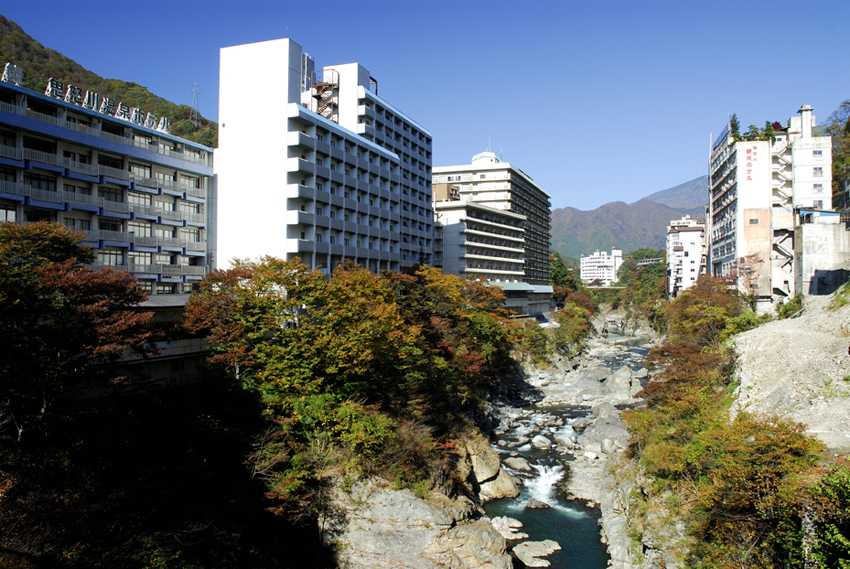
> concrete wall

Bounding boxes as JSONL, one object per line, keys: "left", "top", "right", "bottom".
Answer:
{"left": 795, "top": 224, "right": 850, "bottom": 295}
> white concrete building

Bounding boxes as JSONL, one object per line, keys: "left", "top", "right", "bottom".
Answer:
{"left": 216, "top": 38, "right": 433, "bottom": 273}
{"left": 433, "top": 152, "right": 551, "bottom": 286}
{"left": 432, "top": 189, "right": 548, "bottom": 314}
{"left": 708, "top": 104, "right": 832, "bottom": 301}
{"left": 580, "top": 249, "right": 623, "bottom": 285}
{"left": 666, "top": 215, "right": 705, "bottom": 298}
{"left": 0, "top": 66, "right": 213, "bottom": 295}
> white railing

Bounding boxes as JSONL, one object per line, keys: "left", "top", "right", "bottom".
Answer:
{"left": 2, "top": 101, "right": 210, "bottom": 167}
{"left": 0, "top": 145, "right": 21, "bottom": 160}
{"left": 99, "top": 164, "right": 129, "bottom": 180}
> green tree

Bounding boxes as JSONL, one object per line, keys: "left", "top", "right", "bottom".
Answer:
{"left": 825, "top": 99, "right": 850, "bottom": 209}
{"left": 0, "top": 222, "right": 156, "bottom": 441}
{"left": 730, "top": 113, "right": 742, "bottom": 142}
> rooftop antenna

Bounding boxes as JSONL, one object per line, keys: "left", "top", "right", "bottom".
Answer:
{"left": 190, "top": 82, "right": 200, "bottom": 128}
{"left": 487, "top": 137, "right": 491, "bottom": 152}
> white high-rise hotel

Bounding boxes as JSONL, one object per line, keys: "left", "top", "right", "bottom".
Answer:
{"left": 666, "top": 215, "right": 705, "bottom": 299}
{"left": 216, "top": 39, "right": 433, "bottom": 272}
{"left": 709, "top": 104, "right": 832, "bottom": 300}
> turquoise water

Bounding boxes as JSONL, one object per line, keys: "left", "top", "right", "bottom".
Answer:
{"left": 483, "top": 339, "right": 650, "bottom": 568}
{"left": 484, "top": 419, "right": 609, "bottom": 569}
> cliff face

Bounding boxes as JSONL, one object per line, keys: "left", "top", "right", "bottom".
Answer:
{"left": 731, "top": 294, "right": 850, "bottom": 452}
{"left": 324, "top": 431, "right": 517, "bottom": 569}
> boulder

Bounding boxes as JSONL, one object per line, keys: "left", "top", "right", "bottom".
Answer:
{"left": 531, "top": 435, "right": 552, "bottom": 449}
{"left": 328, "top": 480, "right": 513, "bottom": 569}
{"left": 490, "top": 516, "right": 529, "bottom": 540}
{"left": 512, "top": 540, "right": 561, "bottom": 567}
{"left": 525, "top": 499, "right": 551, "bottom": 509}
{"left": 503, "top": 457, "right": 533, "bottom": 472}
{"left": 571, "top": 417, "right": 592, "bottom": 432}
{"left": 479, "top": 467, "right": 520, "bottom": 501}
{"left": 586, "top": 367, "right": 612, "bottom": 382}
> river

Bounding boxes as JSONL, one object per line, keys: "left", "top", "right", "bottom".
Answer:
{"left": 483, "top": 331, "right": 650, "bottom": 568}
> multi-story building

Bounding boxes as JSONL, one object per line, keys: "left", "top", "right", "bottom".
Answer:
{"left": 579, "top": 249, "right": 623, "bottom": 285}
{"left": 432, "top": 152, "right": 551, "bottom": 286}
{"left": 432, "top": 184, "right": 547, "bottom": 314}
{"left": 431, "top": 152, "right": 552, "bottom": 315}
{"left": 708, "top": 104, "right": 832, "bottom": 301}
{"left": 666, "top": 215, "right": 705, "bottom": 298}
{"left": 0, "top": 65, "right": 214, "bottom": 294}
{"left": 216, "top": 38, "right": 433, "bottom": 273}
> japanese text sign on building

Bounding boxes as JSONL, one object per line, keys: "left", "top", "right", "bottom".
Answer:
{"left": 6, "top": 63, "right": 174, "bottom": 135}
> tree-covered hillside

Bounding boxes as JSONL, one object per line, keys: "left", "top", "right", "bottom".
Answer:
{"left": 0, "top": 14, "right": 217, "bottom": 147}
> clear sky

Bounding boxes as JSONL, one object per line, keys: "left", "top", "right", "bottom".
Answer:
{"left": 3, "top": 1, "right": 848, "bottom": 210}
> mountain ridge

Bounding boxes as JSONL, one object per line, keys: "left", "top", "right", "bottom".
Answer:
{"left": 552, "top": 175, "right": 709, "bottom": 260}
{"left": 0, "top": 14, "right": 218, "bottom": 147}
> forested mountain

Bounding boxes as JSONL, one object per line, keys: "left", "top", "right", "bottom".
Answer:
{"left": 0, "top": 14, "right": 217, "bottom": 147}
{"left": 551, "top": 176, "right": 708, "bottom": 261}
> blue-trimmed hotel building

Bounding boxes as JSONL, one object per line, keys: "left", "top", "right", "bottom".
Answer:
{"left": 0, "top": 73, "right": 214, "bottom": 295}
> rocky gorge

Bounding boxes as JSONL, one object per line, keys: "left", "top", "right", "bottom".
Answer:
{"left": 324, "top": 309, "right": 662, "bottom": 568}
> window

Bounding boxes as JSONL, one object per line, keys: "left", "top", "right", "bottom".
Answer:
{"left": 316, "top": 207, "right": 323, "bottom": 216}
{"left": 316, "top": 233, "right": 323, "bottom": 243}
{"left": 130, "top": 163, "right": 151, "bottom": 179}
{"left": 99, "top": 219, "right": 122, "bottom": 232}
{"left": 317, "top": 158, "right": 324, "bottom": 166}
{"left": 814, "top": 167, "right": 824, "bottom": 177}
{"left": 329, "top": 210, "right": 336, "bottom": 219}
{"left": 155, "top": 199, "right": 175, "bottom": 211}
{"left": 156, "top": 283, "right": 175, "bottom": 295}
{"left": 97, "top": 249, "right": 124, "bottom": 266}
{"left": 23, "top": 173, "right": 56, "bottom": 191}
{"left": 64, "top": 183, "right": 92, "bottom": 196}
{"left": 128, "top": 220, "right": 152, "bottom": 236}
{"left": 344, "top": 238, "right": 350, "bottom": 246}
{"left": 180, "top": 201, "right": 201, "bottom": 214}
{"left": 155, "top": 253, "right": 174, "bottom": 265}
{"left": 749, "top": 219, "right": 759, "bottom": 225}
{"left": 813, "top": 150, "right": 823, "bottom": 156}
{"left": 0, "top": 205, "right": 15, "bottom": 222}
{"left": 98, "top": 187, "right": 122, "bottom": 202}
{"left": 156, "top": 227, "right": 175, "bottom": 239}
{"left": 183, "top": 228, "right": 201, "bottom": 242}
{"left": 183, "top": 175, "right": 200, "bottom": 188}
{"left": 814, "top": 200, "right": 824, "bottom": 209}
{"left": 814, "top": 183, "right": 824, "bottom": 193}
{"left": 129, "top": 251, "right": 152, "bottom": 265}
{"left": 329, "top": 236, "right": 335, "bottom": 244}
{"left": 128, "top": 192, "right": 152, "bottom": 206}
{"left": 64, "top": 218, "right": 91, "bottom": 231}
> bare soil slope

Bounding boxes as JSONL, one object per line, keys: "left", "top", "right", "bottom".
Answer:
{"left": 731, "top": 295, "right": 850, "bottom": 452}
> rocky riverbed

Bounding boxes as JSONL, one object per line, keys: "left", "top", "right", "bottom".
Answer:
{"left": 325, "top": 311, "right": 662, "bottom": 569}
{"left": 476, "top": 313, "right": 661, "bottom": 568}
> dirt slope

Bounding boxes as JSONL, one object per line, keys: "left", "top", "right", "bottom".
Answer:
{"left": 731, "top": 295, "right": 850, "bottom": 452}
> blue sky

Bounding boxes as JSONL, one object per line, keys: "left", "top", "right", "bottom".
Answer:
{"left": 3, "top": 1, "right": 848, "bottom": 210}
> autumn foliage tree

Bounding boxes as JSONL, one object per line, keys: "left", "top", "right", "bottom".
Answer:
{"left": 0, "top": 222, "right": 156, "bottom": 441}
{"left": 186, "top": 259, "right": 518, "bottom": 510}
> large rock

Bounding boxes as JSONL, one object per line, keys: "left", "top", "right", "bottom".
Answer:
{"left": 455, "top": 431, "right": 519, "bottom": 501}
{"left": 479, "top": 467, "right": 520, "bottom": 501}
{"left": 503, "top": 457, "right": 533, "bottom": 472}
{"left": 531, "top": 435, "right": 552, "bottom": 449}
{"left": 512, "top": 540, "right": 562, "bottom": 567}
{"left": 328, "top": 480, "right": 513, "bottom": 569}
{"left": 491, "top": 516, "right": 529, "bottom": 540}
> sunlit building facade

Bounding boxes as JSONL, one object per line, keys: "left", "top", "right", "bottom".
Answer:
{"left": 216, "top": 38, "right": 433, "bottom": 273}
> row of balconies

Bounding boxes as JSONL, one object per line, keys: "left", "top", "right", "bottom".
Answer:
{"left": 80, "top": 229, "right": 206, "bottom": 251}
{"left": 91, "top": 262, "right": 206, "bottom": 276}
{"left": 0, "top": 181, "right": 205, "bottom": 224}
{"left": 3, "top": 145, "right": 207, "bottom": 199}
{"left": 0, "top": 99, "right": 211, "bottom": 166}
